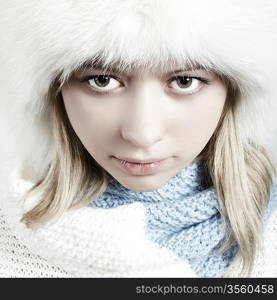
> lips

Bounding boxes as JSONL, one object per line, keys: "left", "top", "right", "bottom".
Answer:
{"left": 113, "top": 158, "right": 163, "bottom": 175}
{"left": 115, "top": 157, "right": 165, "bottom": 164}
{"left": 113, "top": 156, "right": 168, "bottom": 175}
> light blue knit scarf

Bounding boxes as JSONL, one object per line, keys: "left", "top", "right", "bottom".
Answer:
{"left": 88, "top": 161, "right": 277, "bottom": 277}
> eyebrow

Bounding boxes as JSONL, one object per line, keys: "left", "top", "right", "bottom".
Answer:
{"left": 165, "top": 66, "right": 206, "bottom": 76}
{"left": 78, "top": 60, "right": 130, "bottom": 75}
{"left": 76, "top": 59, "right": 207, "bottom": 77}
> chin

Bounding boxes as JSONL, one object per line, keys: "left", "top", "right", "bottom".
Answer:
{"left": 118, "top": 176, "right": 166, "bottom": 191}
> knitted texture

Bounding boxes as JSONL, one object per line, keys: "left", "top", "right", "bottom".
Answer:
{"left": 0, "top": 167, "right": 277, "bottom": 277}
{"left": 89, "top": 162, "right": 239, "bottom": 277}
{"left": 0, "top": 209, "right": 69, "bottom": 277}
{"left": 0, "top": 169, "right": 277, "bottom": 277}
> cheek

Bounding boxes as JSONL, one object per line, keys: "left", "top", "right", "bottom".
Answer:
{"left": 61, "top": 87, "right": 117, "bottom": 151}
{"left": 174, "top": 85, "right": 226, "bottom": 150}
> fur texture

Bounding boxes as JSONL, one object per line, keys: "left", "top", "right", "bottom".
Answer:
{"left": 0, "top": 0, "right": 277, "bottom": 180}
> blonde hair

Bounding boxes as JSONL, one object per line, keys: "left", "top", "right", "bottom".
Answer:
{"left": 21, "top": 74, "right": 276, "bottom": 277}
{"left": 21, "top": 82, "right": 110, "bottom": 227}
{"left": 201, "top": 90, "right": 276, "bottom": 276}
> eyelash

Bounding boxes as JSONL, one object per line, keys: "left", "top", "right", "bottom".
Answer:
{"left": 80, "top": 75, "right": 122, "bottom": 95}
{"left": 169, "top": 76, "right": 210, "bottom": 95}
{"left": 80, "top": 74, "right": 211, "bottom": 96}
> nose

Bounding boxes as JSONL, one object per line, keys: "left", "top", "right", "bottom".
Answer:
{"left": 120, "top": 82, "right": 164, "bottom": 148}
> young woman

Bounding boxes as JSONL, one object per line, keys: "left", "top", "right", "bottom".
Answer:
{"left": 0, "top": 0, "right": 277, "bottom": 278}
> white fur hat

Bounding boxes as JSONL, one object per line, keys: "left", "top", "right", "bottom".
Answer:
{"left": 0, "top": 0, "right": 277, "bottom": 180}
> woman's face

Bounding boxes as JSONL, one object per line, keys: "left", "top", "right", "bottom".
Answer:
{"left": 61, "top": 65, "right": 227, "bottom": 191}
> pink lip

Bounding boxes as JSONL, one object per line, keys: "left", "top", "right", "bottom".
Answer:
{"left": 113, "top": 156, "right": 168, "bottom": 175}
{"left": 116, "top": 157, "right": 166, "bottom": 164}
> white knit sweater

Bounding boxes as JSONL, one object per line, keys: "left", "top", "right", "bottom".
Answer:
{"left": 0, "top": 177, "right": 277, "bottom": 278}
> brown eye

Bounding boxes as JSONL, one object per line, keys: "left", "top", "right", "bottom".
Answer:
{"left": 168, "top": 76, "right": 207, "bottom": 95}
{"left": 93, "top": 75, "right": 111, "bottom": 87}
{"left": 175, "top": 77, "right": 193, "bottom": 88}
{"left": 87, "top": 75, "right": 122, "bottom": 93}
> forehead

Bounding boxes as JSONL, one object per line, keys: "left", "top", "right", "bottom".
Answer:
{"left": 71, "top": 55, "right": 214, "bottom": 77}
{"left": 57, "top": 54, "right": 231, "bottom": 91}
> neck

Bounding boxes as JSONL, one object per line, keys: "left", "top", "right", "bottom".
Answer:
{"left": 89, "top": 160, "right": 212, "bottom": 208}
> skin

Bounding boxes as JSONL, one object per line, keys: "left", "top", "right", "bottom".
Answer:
{"left": 61, "top": 66, "right": 227, "bottom": 191}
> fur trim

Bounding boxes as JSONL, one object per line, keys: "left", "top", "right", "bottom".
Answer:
{"left": 0, "top": 0, "right": 277, "bottom": 179}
